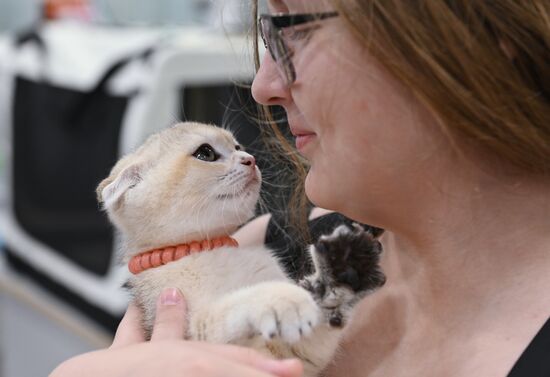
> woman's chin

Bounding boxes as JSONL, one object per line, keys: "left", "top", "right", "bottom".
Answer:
{"left": 304, "top": 169, "right": 332, "bottom": 210}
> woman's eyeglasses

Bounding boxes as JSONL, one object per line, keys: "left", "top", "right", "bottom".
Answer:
{"left": 259, "top": 12, "right": 339, "bottom": 86}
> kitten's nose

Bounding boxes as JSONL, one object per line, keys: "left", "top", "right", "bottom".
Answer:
{"left": 240, "top": 155, "right": 256, "bottom": 167}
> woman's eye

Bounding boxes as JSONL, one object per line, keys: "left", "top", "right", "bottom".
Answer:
{"left": 192, "top": 144, "right": 218, "bottom": 162}
{"left": 287, "top": 28, "right": 310, "bottom": 41}
{"left": 284, "top": 25, "right": 319, "bottom": 43}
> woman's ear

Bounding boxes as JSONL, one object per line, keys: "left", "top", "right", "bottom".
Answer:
{"left": 97, "top": 163, "right": 144, "bottom": 210}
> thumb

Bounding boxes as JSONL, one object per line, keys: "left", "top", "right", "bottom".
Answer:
{"left": 150, "top": 287, "right": 188, "bottom": 341}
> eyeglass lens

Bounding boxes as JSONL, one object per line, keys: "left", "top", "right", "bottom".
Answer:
{"left": 260, "top": 17, "right": 296, "bottom": 85}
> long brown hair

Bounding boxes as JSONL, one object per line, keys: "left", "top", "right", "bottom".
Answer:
{"left": 330, "top": 0, "right": 550, "bottom": 175}
{"left": 252, "top": 0, "right": 550, "bottom": 229}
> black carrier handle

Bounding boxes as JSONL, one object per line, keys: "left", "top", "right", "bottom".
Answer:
{"left": 14, "top": 29, "right": 154, "bottom": 125}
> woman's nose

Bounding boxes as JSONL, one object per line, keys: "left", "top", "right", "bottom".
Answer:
{"left": 251, "top": 54, "right": 290, "bottom": 107}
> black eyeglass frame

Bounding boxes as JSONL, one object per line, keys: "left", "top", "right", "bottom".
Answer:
{"left": 259, "top": 11, "right": 339, "bottom": 85}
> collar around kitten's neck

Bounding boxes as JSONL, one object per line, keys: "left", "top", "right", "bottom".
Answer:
{"left": 128, "top": 235, "right": 239, "bottom": 274}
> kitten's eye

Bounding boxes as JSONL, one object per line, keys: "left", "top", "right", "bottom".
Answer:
{"left": 192, "top": 144, "right": 219, "bottom": 162}
{"left": 235, "top": 145, "right": 241, "bottom": 151}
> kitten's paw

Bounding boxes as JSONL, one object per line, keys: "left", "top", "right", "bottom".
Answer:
{"left": 299, "top": 223, "right": 386, "bottom": 327}
{"left": 312, "top": 223, "right": 386, "bottom": 293}
{"left": 225, "top": 282, "right": 321, "bottom": 344}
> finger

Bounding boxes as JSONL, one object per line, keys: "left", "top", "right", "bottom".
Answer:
{"left": 183, "top": 354, "right": 303, "bottom": 377}
{"left": 110, "top": 303, "right": 146, "bottom": 348}
{"left": 183, "top": 343, "right": 303, "bottom": 377}
{"left": 150, "top": 287, "right": 187, "bottom": 341}
{"left": 252, "top": 358, "right": 303, "bottom": 377}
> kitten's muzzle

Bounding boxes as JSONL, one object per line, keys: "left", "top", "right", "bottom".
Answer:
{"left": 216, "top": 170, "right": 261, "bottom": 200}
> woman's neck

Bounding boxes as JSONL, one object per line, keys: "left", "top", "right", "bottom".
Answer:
{"left": 379, "top": 172, "right": 550, "bottom": 324}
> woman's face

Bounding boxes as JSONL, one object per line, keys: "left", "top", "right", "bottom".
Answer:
{"left": 252, "top": 0, "right": 450, "bottom": 225}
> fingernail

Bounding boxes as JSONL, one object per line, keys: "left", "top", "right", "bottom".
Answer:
{"left": 160, "top": 287, "right": 182, "bottom": 306}
{"left": 262, "top": 358, "right": 302, "bottom": 375}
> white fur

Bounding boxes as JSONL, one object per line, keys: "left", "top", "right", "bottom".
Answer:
{"left": 98, "top": 123, "right": 345, "bottom": 376}
{"left": 132, "top": 244, "right": 342, "bottom": 376}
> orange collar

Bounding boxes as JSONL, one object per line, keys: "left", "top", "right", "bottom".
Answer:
{"left": 128, "top": 235, "right": 239, "bottom": 275}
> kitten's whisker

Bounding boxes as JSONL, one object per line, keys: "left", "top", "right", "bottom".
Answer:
{"left": 187, "top": 193, "right": 211, "bottom": 236}
{"left": 256, "top": 195, "right": 270, "bottom": 216}
{"left": 178, "top": 99, "right": 188, "bottom": 123}
{"left": 219, "top": 183, "right": 233, "bottom": 233}
{"left": 195, "top": 195, "right": 213, "bottom": 239}
{"left": 259, "top": 180, "right": 290, "bottom": 189}
{"left": 230, "top": 186, "right": 241, "bottom": 227}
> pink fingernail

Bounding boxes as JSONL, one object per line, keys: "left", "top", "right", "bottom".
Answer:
{"left": 263, "top": 358, "right": 302, "bottom": 375}
{"left": 160, "top": 287, "right": 182, "bottom": 306}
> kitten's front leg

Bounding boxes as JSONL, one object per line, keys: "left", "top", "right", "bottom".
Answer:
{"left": 190, "top": 281, "right": 320, "bottom": 345}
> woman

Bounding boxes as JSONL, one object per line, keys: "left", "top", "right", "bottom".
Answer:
{"left": 51, "top": 0, "right": 550, "bottom": 376}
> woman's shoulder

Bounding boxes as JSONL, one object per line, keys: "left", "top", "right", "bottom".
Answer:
{"left": 233, "top": 213, "right": 272, "bottom": 247}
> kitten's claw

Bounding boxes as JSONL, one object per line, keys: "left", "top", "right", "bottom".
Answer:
{"left": 261, "top": 287, "right": 319, "bottom": 343}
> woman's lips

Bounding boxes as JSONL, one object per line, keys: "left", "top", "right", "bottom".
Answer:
{"left": 295, "top": 133, "right": 316, "bottom": 151}
{"left": 289, "top": 120, "right": 316, "bottom": 152}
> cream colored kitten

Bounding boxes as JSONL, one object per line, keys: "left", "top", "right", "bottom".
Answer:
{"left": 97, "top": 122, "right": 385, "bottom": 376}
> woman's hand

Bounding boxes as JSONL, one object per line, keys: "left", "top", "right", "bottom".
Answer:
{"left": 50, "top": 288, "right": 303, "bottom": 377}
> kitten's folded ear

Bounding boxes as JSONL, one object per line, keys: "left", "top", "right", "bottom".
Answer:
{"left": 97, "top": 163, "right": 144, "bottom": 210}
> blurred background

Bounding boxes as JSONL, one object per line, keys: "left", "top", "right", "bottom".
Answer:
{"left": 0, "top": 1, "right": 287, "bottom": 376}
